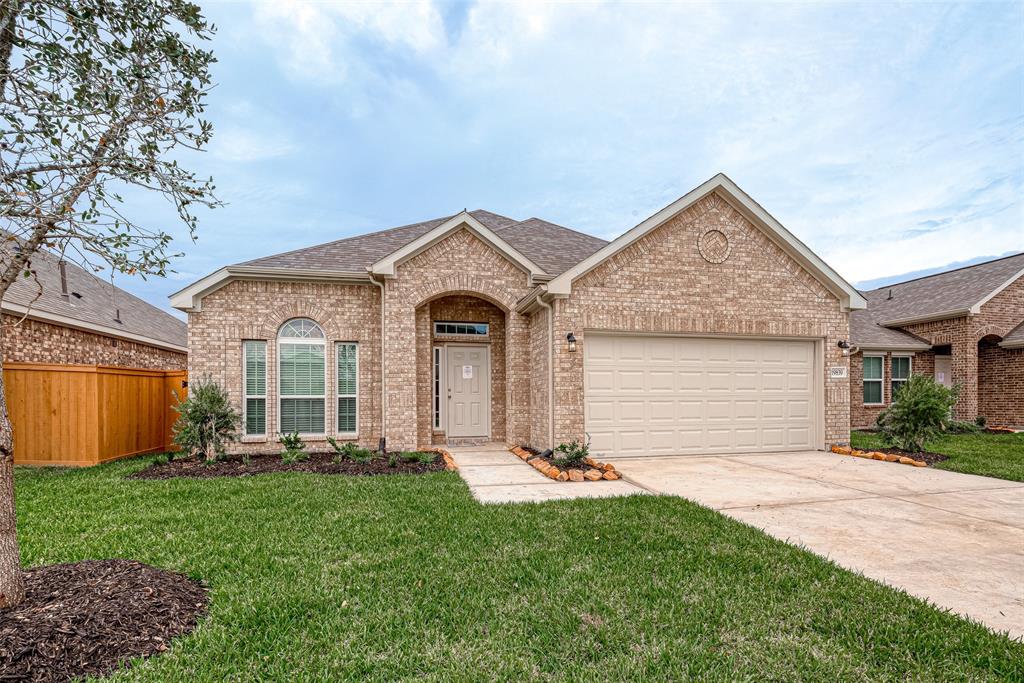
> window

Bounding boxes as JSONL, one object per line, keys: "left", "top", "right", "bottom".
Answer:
{"left": 863, "top": 355, "right": 883, "bottom": 405}
{"left": 243, "top": 340, "right": 266, "bottom": 435}
{"left": 434, "top": 321, "right": 488, "bottom": 336}
{"left": 336, "top": 342, "right": 358, "bottom": 434}
{"left": 891, "top": 356, "right": 911, "bottom": 400}
{"left": 278, "top": 319, "right": 325, "bottom": 434}
{"left": 432, "top": 346, "right": 443, "bottom": 430}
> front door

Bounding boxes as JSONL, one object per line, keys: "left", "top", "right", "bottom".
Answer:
{"left": 935, "top": 355, "right": 952, "bottom": 387}
{"left": 447, "top": 345, "right": 490, "bottom": 438}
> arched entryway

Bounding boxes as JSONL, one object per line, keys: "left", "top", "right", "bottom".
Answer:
{"left": 415, "top": 294, "right": 508, "bottom": 446}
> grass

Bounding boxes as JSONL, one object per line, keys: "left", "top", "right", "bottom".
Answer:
{"left": 14, "top": 458, "right": 1023, "bottom": 681}
{"left": 851, "top": 430, "right": 1024, "bottom": 482}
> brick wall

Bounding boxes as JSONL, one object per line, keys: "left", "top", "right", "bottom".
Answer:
{"left": 552, "top": 191, "right": 851, "bottom": 447}
{"left": 850, "top": 350, "right": 935, "bottom": 429}
{"left": 529, "top": 307, "right": 550, "bottom": 449}
{"left": 3, "top": 314, "right": 185, "bottom": 370}
{"left": 187, "top": 279, "right": 382, "bottom": 453}
{"left": 978, "top": 342, "right": 1024, "bottom": 426}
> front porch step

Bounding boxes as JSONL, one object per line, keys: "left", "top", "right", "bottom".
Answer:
{"left": 446, "top": 437, "right": 494, "bottom": 447}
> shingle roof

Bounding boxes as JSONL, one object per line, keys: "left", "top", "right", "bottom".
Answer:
{"left": 237, "top": 210, "right": 608, "bottom": 277}
{"left": 850, "top": 252, "right": 1024, "bottom": 348}
{"left": 1, "top": 239, "right": 187, "bottom": 349}
{"left": 1001, "top": 321, "right": 1024, "bottom": 349}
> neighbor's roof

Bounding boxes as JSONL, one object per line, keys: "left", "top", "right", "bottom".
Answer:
{"left": 1, "top": 239, "right": 187, "bottom": 351}
{"left": 850, "top": 252, "right": 1024, "bottom": 349}
{"left": 239, "top": 210, "right": 607, "bottom": 277}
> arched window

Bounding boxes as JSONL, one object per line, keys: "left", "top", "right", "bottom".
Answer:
{"left": 278, "top": 318, "right": 326, "bottom": 434}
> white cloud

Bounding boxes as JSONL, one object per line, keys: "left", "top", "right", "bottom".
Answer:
{"left": 211, "top": 126, "right": 296, "bottom": 162}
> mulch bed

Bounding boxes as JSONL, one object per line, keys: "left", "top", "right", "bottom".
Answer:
{"left": 512, "top": 445, "right": 621, "bottom": 482}
{"left": 0, "top": 559, "right": 207, "bottom": 683}
{"left": 130, "top": 450, "right": 447, "bottom": 480}
{"left": 866, "top": 447, "right": 949, "bottom": 466}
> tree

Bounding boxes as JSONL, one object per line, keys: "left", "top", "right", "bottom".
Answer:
{"left": 0, "top": 0, "right": 218, "bottom": 607}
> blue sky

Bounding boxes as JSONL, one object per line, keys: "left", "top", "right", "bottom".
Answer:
{"left": 117, "top": 1, "right": 1022, "bottom": 315}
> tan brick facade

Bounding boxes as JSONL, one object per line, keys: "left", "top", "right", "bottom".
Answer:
{"left": 186, "top": 193, "right": 861, "bottom": 454}
{"left": 551, "top": 193, "right": 850, "bottom": 448}
{"left": 2, "top": 314, "right": 186, "bottom": 370}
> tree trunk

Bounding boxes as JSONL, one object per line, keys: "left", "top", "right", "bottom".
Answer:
{"left": 0, "top": 341, "right": 24, "bottom": 608}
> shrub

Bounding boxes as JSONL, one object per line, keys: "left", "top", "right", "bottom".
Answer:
{"left": 553, "top": 435, "right": 590, "bottom": 468}
{"left": 278, "top": 432, "right": 308, "bottom": 463}
{"left": 875, "top": 374, "right": 959, "bottom": 452}
{"left": 327, "top": 437, "right": 373, "bottom": 463}
{"left": 416, "top": 451, "right": 437, "bottom": 465}
{"left": 387, "top": 453, "right": 399, "bottom": 467}
{"left": 171, "top": 377, "right": 240, "bottom": 462}
{"left": 946, "top": 419, "right": 981, "bottom": 434}
{"left": 976, "top": 415, "right": 987, "bottom": 428}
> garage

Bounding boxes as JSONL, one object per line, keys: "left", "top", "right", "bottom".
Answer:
{"left": 584, "top": 334, "right": 821, "bottom": 457}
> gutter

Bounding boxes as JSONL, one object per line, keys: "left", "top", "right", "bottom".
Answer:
{"left": 368, "top": 271, "right": 387, "bottom": 452}
{"left": 880, "top": 307, "right": 973, "bottom": 328}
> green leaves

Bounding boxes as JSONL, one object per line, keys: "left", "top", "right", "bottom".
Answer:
{"left": 876, "top": 374, "right": 960, "bottom": 452}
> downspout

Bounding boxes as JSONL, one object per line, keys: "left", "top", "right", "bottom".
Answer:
{"left": 536, "top": 289, "right": 555, "bottom": 449}
{"left": 368, "top": 272, "right": 386, "bottom": 452}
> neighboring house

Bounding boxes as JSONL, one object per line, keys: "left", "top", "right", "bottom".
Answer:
{"left": 849, "top": 253, "right": 1024, "bottom": 428}
{"left": 1, "top": 243, "right": 187, "bottom": 369}
{"left": 174, "top": 173, "right": 867, "bottom": 459}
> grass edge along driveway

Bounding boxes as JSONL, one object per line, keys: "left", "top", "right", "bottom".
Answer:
{"left": 852, "top": 430, "right": 1024, "bottom": 482}
{"left": 13, "top": 457, "right": 1024, "bottom": 681}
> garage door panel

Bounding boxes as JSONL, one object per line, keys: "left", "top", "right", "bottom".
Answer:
{"left": 584, "top": 335, "right": 818, "bottom": 458}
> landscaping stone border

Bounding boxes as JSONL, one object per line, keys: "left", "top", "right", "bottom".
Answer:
{"left": 426, "top": 446, "right": 458, "bottom": 471}
{"left": 831, "top": 445, "right": 927, "bottom": 468}
{"left": 509, "top": 446, "right": 621, "bottom": 482}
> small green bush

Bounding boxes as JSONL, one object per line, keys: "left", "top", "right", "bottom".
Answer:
{"left": 171, "top": 377, "right": 240, "bottom": 462}
{"left": 327, "top": 437, "right": 374, "bottom": 463}
{"left": 553, "top": 435, "right": 590, "bottom": 468}
{"left": 946, "top": 419, "right": 981, "bottom": 434}
{"left": 876, "top": 374, "right": 959, "bottom": 452}
{"left": 976, "top": 415, "right": 987, "bottom": 428}
{"left": 415, "top": 451, "right": 437, "bottom": 465}
{"left": 278, "top": 432, "right": 308, "bottom": 463}
{"left": 388, "top": 453, "right": 399, "bottom": 467}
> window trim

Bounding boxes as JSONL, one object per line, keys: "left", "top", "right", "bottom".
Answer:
{"left": 277, "top": 319, "right": 327, "bottom": 436}
{"left": 242, "top": 340, "right": 267, "bottom": 437}
{"left": 891, "top": 354, "right": 912, "bottom": 401}
{"left": 336, "top": 341, "right": 358, "bottom": 437}
{"left": 432, "top": 345, "right": 445, "bottom": 431}
{"left": 434, "top": 321, "right": 489, "bottom": 336}
{"left": 863, "top": 354, "right": 885, "bottom": 406}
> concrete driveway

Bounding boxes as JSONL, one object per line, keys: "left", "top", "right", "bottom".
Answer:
{"left": 619, "top": 451, "right": 1024, "bottom": 640}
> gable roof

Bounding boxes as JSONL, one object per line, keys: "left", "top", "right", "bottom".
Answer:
{"left": 1000, "top": 321, "right": 1024, "bottom": 349}
{"left": 849, "top": 252, "right": 1024, "bottom": 349}
{"left": 543, "top": 173, "right": 867, "bottom": 311}
{"left": 2, "top": 239, "right": 187, "bottom": 352}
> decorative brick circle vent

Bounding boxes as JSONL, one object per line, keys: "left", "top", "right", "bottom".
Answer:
{"left": 830, "top": 445, "right": 948, "bottom": 468}
{"left": 510, "top": 446, "right": 621, "bottom": 482}
{"left": 698, "top": 228, "right": 731, "bottom": 263}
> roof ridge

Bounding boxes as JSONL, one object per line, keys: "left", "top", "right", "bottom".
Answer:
{"left": 866, "top": 251, "right": 1024, "bottom": 293}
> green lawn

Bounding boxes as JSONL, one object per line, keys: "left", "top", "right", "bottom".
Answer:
{"left": 14, "top": 458, "right": 1023, "bottom": 681}
{"left": 851, "top": 430, "right": 1024, "bottom": 482}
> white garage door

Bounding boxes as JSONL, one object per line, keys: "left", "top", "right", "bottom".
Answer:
{"left": 584, "top": 335, "right": 818, "bottom": 457}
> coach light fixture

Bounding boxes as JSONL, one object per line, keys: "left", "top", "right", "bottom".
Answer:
{"left": 566, "top": 332, "right": 577, "bottom": 353}
{"left": 837, "top": 340, "right": 851, "bottom": 357}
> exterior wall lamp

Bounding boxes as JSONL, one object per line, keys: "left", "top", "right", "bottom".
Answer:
{"left": 566, "top": 332, "right": 577, "bottom": 353}
{"left": 837, "top": 340, "right": 851, "bottom": 357}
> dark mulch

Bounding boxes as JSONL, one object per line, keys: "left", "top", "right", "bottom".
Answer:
{"left": 0, "top": 559, "right": 207, "bottom": 683}
{"left": 130, "top": 450, "right": 445, "bottom": 480}
{"left": 870, "top": 447, "right": 949, "bottom": 466}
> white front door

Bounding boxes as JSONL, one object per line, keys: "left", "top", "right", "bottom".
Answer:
{"left": 447, "top": 345, "right": 490, "bottom": 438}
{"left": 935, "top": 355, "right": 952, "bottom": 387}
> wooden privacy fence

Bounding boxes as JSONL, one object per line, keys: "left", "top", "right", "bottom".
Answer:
{"left": 4, "top": 363, "right": 187, "bottom": 467}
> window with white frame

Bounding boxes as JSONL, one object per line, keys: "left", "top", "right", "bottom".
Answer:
{"left": 243, "top": 340, "right": 267, "bottom": 435}
{"left": 278, "top": 319, "right": 326, "bottom": 434}
{"left": 434, "top": 321, "right": 488, "bottom": 336}
{"left": 432, "top": 346, "right": 443, "bottom": 430}
{"left": 891, "top": 356, "right": 911, "bottom": 400}
{"left": 336, "top": 342, "right": 358, "bottom": 434}
{"left": 863, "top": 355, "right": 883, "bottom": 405}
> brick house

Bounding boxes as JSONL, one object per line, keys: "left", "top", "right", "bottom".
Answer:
{"left": 174, "top": 174, "right": 868, "bottom": 459}
{"left": 2, "top": 243, "right": 187, "bottom": 369}
{"left": 849, "top": 253, "right": 1024, "bottom": 429}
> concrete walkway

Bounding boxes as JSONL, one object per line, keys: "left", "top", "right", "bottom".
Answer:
{"left": 449, "top": 443, "right": 645, "bottom": 503}
{"left": 619, "top": 450, "right": 1024, "bottom": 640}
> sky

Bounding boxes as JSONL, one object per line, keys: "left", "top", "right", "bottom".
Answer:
{"left": 112, "top": 0, "right": 1023, "bottom": 316}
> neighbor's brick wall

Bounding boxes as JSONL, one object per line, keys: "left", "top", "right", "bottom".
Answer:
{"left": 383, "top": 229, "right": 533, "bottom": 450}
{"left": 850, "top": 350, "right": 936, "bottom": 429}
{"left": 187, "top": 280, "right": 381, "bottom": 454}
{"left": 978, "top": 342, "right": 1024, "bottom": 426}
{"left": 553, "top": 191, "right": 851, "bottom": 447}
{"left": 3, "top": 314, "right": 186, "bottom": 370}
{"left": 416, "top": 295, "right": 507, "bottom": 446}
